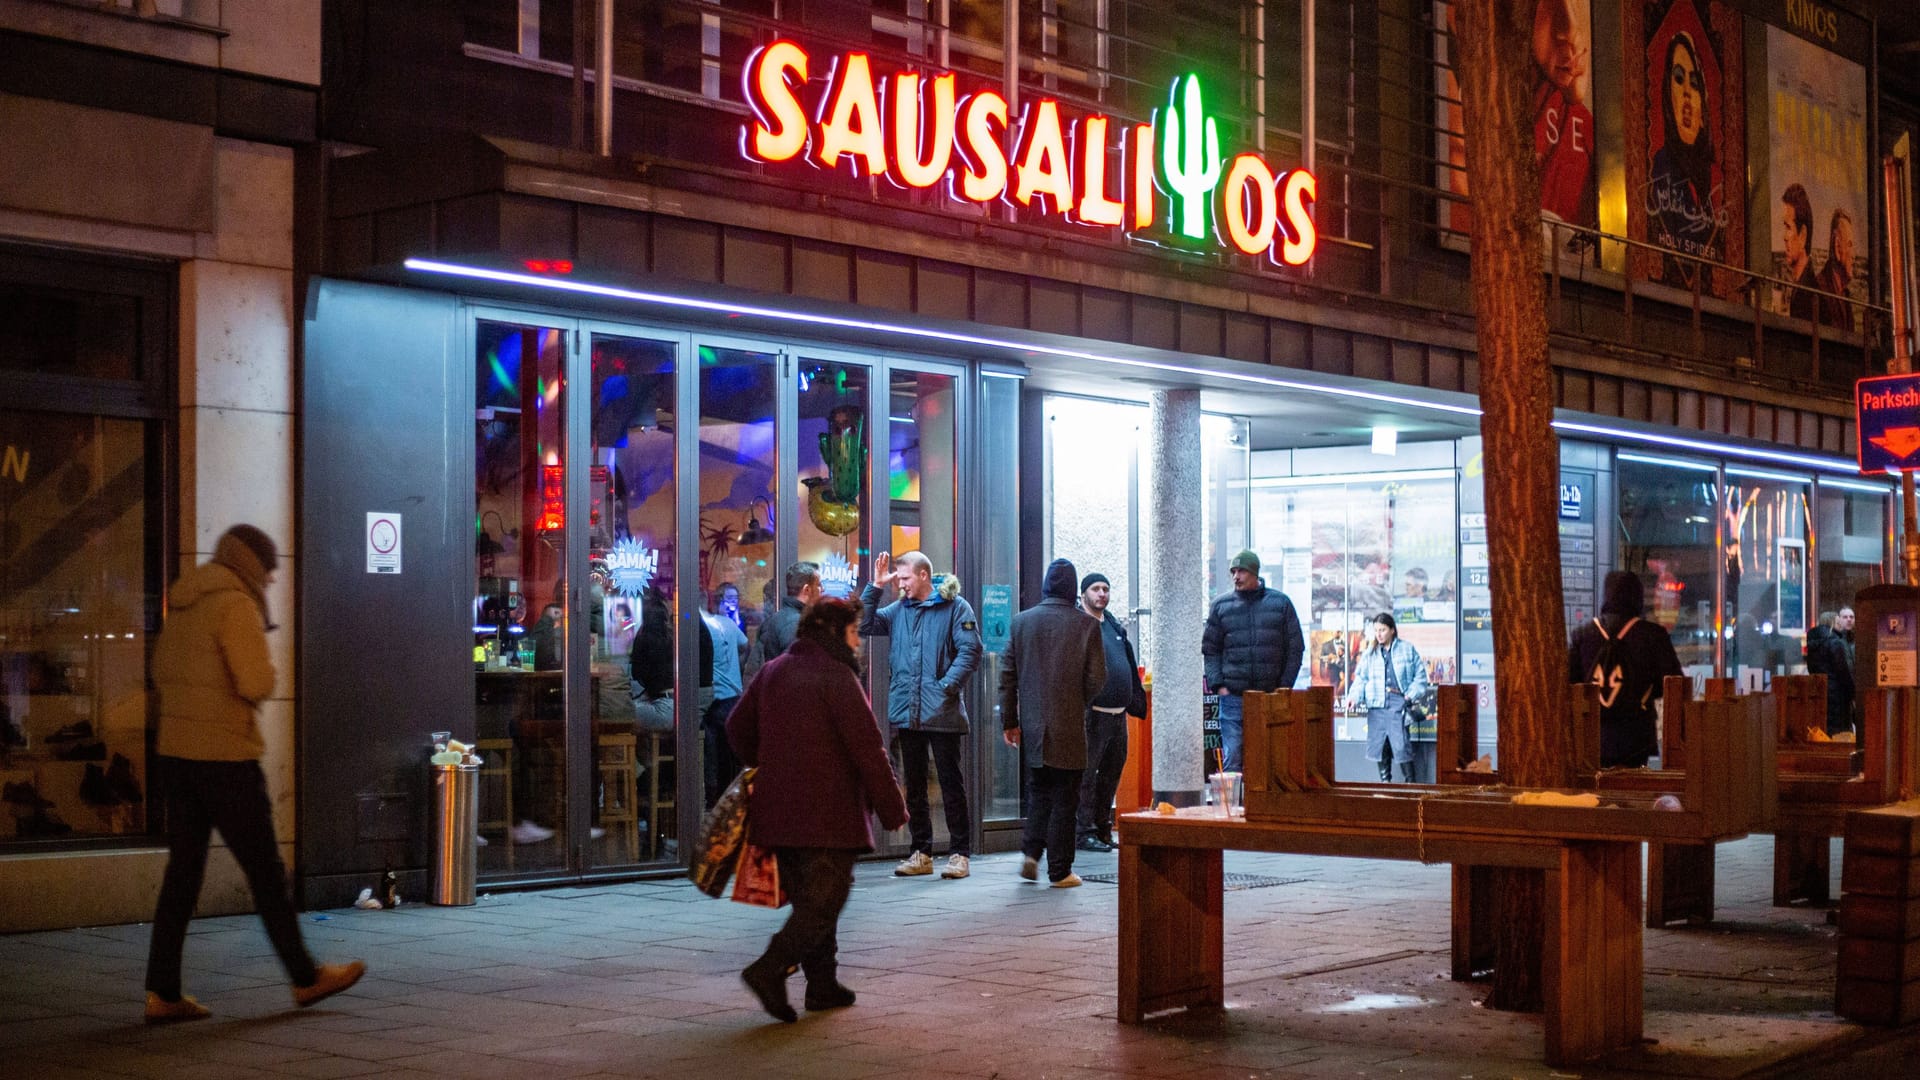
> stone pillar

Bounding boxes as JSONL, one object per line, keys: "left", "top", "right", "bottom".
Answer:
{"left": 1147, "top": 389, "right": 1205, "bottom": 800}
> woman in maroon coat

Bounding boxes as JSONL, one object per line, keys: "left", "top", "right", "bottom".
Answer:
{"left": 728, "top": 597, "right": 909, "bottom": 1022}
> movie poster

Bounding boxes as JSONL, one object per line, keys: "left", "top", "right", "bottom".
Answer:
{"left": 1625, "top": 0, "right": 1745, "bottom": 299}
{"left": 1763, "top": 26, "right": 1867, "bottom": 331}
{"left": 1435, "top": 0, "right": 1597, "bottom": 251}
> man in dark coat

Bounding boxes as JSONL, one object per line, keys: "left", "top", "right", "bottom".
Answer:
{"left": 1202, "top": 550, "right": 1305, "bottom": 772}
{"left": 1000, "top": 559, "right": 1106, "bottom": 887}
{"left": 754, "top": 560, "right": 821, "bottom": 667}
{"left": 1568, "top": 570, "right": 1684, "bottom": 767}
{"left": 1805, "top": 610, "right": 1856, "bottom": 736}
{"left": 1074, "top": 572, "right": 1147, "bottom": 852}
{"left": 861, "top": 550, "right": 983, "bottom": 879}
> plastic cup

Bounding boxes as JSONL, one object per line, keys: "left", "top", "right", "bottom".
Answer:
{"left": 1208, "top": 771, "right": 1243, "bottom": 817}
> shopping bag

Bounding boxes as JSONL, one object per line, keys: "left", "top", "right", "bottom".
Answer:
{"left": 688, "top": 767, "right": 755, "bottom": 898}
{"left": 730, "top": 842, "right": 787, "bottom": 908}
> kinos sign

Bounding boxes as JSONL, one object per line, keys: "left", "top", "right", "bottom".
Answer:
{"left": 741, "top": 42, "right": 1318, "bottom": 267}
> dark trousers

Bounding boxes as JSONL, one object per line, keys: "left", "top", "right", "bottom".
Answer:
{"left": 895, "top": 729, "right": 971, "bottom": 857}
{"left": 759, "top": 847, "right": 857, "bottom": 983}
{"left": 1076, "top": 710, "right": 1128, "bottom": 841}
{"left": 145, "top": 757, "right": 317, "bottom": 1000}
{"left": 1022, "top": 765, "right": 1084, "bottom": 882}
{"left": 702, "top": 696, "right": 740, "bottom": 809}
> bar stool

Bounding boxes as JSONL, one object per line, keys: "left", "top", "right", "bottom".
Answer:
{"left": 645, "top": 731, "right": 676, "bottom": 859}
{"left": 595, "top": 731, "right": 640, "bottom": 862}
{"left": 476, "top": 737, "right": 514, "bottom": 869}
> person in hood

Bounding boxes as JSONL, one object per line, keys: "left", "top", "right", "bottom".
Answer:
{"left": 1202, "top": 550, "right": 1305, "bottom": 772}
{"left": 143, "top": 525, "right": 364, "bottom": 1024}
{"left": 1804, "top": 610, "right": 1855, "bottom": 736}
{"left": 1568, "top": 570, "right": 1683, "bottom": 767}
{"left": 861, "top": 550, "right": 983, "bottom": 880}
{"left": 1000, "top": 559, "right": 1106, "bottom": 886}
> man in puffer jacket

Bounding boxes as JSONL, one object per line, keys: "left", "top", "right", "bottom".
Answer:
{"left": 861, "top": 550, "right": 982, "bottom": 880}
{"left": 1201, "top": 549, "right": 1304, "bottom": 772}
{"left": 143, "top": 525, "right": 364, "bottom": 1024}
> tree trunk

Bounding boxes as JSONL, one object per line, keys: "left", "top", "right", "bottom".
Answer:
{"left": 1452, "top": 0, "right": 1574, "bottom": 1013}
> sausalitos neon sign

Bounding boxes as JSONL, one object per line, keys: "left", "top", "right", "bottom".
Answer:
{"left": 742, "top": 41, "right": 1317, "bottom": 266}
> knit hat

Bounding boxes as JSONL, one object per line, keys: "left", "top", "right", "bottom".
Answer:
{"left": 1229, "top": 549, "right": 1260, "bottom": 574}
{"left": 1043, "top": 559, "right": 1079, "bottom": 601}
{"left": 1080, "top": 572, "right": 1110, "bottom": 594}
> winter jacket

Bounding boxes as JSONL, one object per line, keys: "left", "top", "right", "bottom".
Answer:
{"left": 1089, "top": 613, "right": 1148, "bottom": 717}
{"left": 860, "top": 578, "right": 983, "bottom": 732}
{"left": 1202, "top": 584, "right": 1305, "bottom": 694}
{"left": 1000, "top": 562, "right": 1107, "bottom": 769}
{"left": 1568, "top": 614, "right": 1683, "bottom": 767}
{"left": 1343, "top": 638, "right": 1432, "bottom": 711}
{"left": 153, "top": 554, "right": 276, "bottom": 762}
{"left": 755, "top": 595, "right": 805, "bottom": 665}
{"left": 1805, "top": 625, "right": 1855, "bottom": 730}
{"left": 727, "top": 639, "right": 908, "bottom": 849}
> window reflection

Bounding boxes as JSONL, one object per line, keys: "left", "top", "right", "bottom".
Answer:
{"left": 1616, "top": 454, "right": 1719, "bottom": 679}
{"left": 796, "top": 359, "right": 870, "bottom": 600}
{"left": 1723, "top": 470, "right": 1812, "bottom": 688}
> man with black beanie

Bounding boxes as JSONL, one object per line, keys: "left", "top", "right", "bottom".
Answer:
{"left": 1074, "top": 572, "right": 1146, "bottom": 852}
{"left": 1000, "top": 559, "right": 1106, "bottom": 886}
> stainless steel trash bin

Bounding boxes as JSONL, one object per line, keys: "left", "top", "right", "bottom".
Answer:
{"left": 431, "top": 762, "right": 478, "bottom": 905}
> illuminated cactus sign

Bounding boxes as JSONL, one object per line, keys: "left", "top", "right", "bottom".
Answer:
{"left": 741, "top": 43, "right": 1317, "bottom": 267}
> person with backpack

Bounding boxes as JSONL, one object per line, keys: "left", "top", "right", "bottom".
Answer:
{"left": 1568, "top": 571, "right": 1684, "bottom": 768}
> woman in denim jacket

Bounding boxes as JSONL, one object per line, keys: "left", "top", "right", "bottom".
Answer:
{"left": 1341, "top": 613, "right": 1431, "bottom": 783}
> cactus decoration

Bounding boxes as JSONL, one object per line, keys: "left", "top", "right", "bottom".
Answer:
{"left": 803, "top": 404, "right": 866, "bottom": 537}
{"left": 1159, "top": 74, "right": 1223, "bottom": 241}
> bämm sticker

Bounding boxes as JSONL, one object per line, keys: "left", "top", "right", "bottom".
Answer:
{"left": 366, "top": 513, "right": 401, "bottom": 574}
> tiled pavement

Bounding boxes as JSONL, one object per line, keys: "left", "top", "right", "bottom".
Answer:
{"left": 3, "top": 836, "right": 1916, "bottom": 1079}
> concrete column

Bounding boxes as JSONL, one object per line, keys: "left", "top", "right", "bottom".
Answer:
{"left": 1147, "top": 389, "right": 1205, "bottom": 799}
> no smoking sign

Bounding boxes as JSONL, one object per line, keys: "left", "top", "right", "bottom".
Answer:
{"left": 366, "top": 512, "right": 402, "bottom": 575}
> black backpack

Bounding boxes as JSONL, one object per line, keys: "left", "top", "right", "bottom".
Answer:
{"left": 1587, "top": 616, "right": 1643, "bottom": 715}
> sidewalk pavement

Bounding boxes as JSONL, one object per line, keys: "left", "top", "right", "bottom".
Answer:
{"left": 2, "top": 835, "right": 1916, "bottom": 1079}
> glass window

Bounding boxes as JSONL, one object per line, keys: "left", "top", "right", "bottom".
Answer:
{"left": 978, "top": 373, "right": 1022, "bottom": 821}
{"left": 1813, "top": 481, "right": 1887, "bottom": 623}
{"left": 796, "top": 358, "right": 872, "bottom": 600}
{"left": 588, "top": 332, "right": 678, "bottom": 866}
{"left": 1, "top": 411, "right": 155, "bottom": 842}
{"left": 0, "top": 283, "right": 141, "bottom": 381}
{"left": 473, "top": 320, "right": 570, "bottom": 872}
{"left": 1615, "top": 453, "right": 1719, "bottom": 679}
{"left": 1723, "top": 469, "right": 1812, "bottom": 688}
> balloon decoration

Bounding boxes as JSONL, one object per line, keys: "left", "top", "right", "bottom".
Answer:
{"left": 804, "top": 404, "right": 866, "bottom": 537}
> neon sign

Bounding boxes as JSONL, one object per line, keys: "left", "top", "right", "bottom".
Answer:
{"left": 742, "top": 42, "right": 1316, "bottom": 267}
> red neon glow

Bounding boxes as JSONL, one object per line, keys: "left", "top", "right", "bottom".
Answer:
{"left": 955, "top": 91, "right": 1009, "bottom": 203}
{"left": 1129, "top": 124, "right": 1156, "bottom": 231}
{"left": 814, "top": 54, "right": 887, "bottom": 176}
{"left": 1012, "top": 100, "right": 1073, "bottom": 213}
{"left": 540, "top": 464, "right": 565, "bottom": 532}
{"left": 1220, "top": 154, "right": 1277, "bottom": 257}
{"left": 887, "top": 72, "right": 956, "bottom": 190}
{"left": 1070, "top": 117, "right": 1125, "bottom": 228}
{"left": 523, "top": 259, "right": 574, "bottom": 274}
{"left": 744, "top": 40, "right": 809, "bottom": 162}
{"left": 1276, "top": 169, "right": 1318, "bottom": 266}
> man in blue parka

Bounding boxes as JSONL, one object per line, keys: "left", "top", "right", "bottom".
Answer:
{"left": 861, "top": 550, "right": 983, "bottom": 880}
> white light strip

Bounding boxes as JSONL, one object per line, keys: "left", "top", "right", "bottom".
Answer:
{"left": 1820, "top": 476, "right": 1895, "bottom": 494}
{"left": 405, "top": 260, "right": 1869, "bottom": 475}
{"left": 1253, "top": 468, "right": 1457, "bottom": 487}
{"left": 405, "top": 259, "right": 1483, "bottom": 417}
{"left": 1725, "top": 466, "right": 1813, "bottom": 484}
{"left": 1555, "top": 421, "right": 1856, "bottom": 474}
{"left": 1618, "top": 452, "right": 1718, "bottom": 472}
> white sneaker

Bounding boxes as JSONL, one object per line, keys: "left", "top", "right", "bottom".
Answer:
{"left": 590, "top": 827, "right": 606, "bottom": 841}
{"left": 475, "top": 834, "right": 488, "bottom": 847}
{"left": 940, "top": 854, "right": 970, "bottom": 879}
{"left": 1019, "top": 855, "right": 1039, "bottom": 881}
{"left": 1050, "top": 873, "right": 1083, "bottom": 889}
{"left": 894, "top": 851, "right": 933, "bottom": 876}
{"left": 510, "top": 820, "right": 555, "bottom": 844}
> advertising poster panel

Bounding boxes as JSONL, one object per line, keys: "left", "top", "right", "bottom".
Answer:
{"left": 1762, "top": 25, "right": 1867, "bottom": 330}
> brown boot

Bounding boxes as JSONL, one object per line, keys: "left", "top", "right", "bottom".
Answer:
{"left": 293, "top": 960, "right": 366, "bottom": 1007}
{"left": 144, "top": 992, "right": 211, "bottom": 1024}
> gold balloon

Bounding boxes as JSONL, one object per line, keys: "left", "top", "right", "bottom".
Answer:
{"left": 804, "top": 478, "right": 861, "bottom": 536}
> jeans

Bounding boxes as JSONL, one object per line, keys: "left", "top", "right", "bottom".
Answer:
{"left": 702, "top": 696, "right": 740, "bottom": 809}
{"left": 1022, "top": 765, "right": 1084, "bottom": 882}
{"left": 145, "top": 757, "right": 317, "bottom": 1000}
{"left": 759, "top": 847, "right": 857, "bottom": 985}
{"left": 895, "top": 729, "right": 971, "bottom": 857}
{"left": 1364, "top": 699, "right": 1412, "bottom": 765}
{"left": 1076, "top": 710, "right": 1128, "bottom": 841}
{"left": 1216, "top": 692, "right": 1244, "bottom": 771}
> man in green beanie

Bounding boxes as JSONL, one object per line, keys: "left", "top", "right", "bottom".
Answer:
{"left": 1202, "top": 549, "right": 1304, "bottom": 772}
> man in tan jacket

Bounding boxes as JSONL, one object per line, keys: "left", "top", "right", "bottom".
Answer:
{"left": 143, "top": 525, "right": 365, "bottom": 1023}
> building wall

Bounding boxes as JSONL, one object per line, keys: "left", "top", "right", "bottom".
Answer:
{"left": 0, "top": 0, "right": 314, "bottom": 933}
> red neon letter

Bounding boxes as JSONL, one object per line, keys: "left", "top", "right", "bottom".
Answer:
{"left": 814, "top": 54, "right": 887, "bottom": 176}
{"left": 887, "top": 71, "right": 956, "bottom": 190}
{"left": 1219, "top": 154, "right": 1278, "bottom": 257}
{"left": 1070, "top": 116, "right": 1125, "bottom": 227}
{"left": 1276, "top": 168, "right": 1318, "bottom": 266}
{"left": 1128, "top": 123, "right": 1156, "bottom": 231}
{"left": 955, "top": 91, "right": 1009, "bottom": 203}
{"left": 1012, "top": 99, "right": 1073, "bottom": 214}
{"left": 743, "top": 41, "right": 810, "bottom": 162}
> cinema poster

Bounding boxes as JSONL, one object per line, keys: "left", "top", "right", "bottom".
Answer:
{"left": 1625, "top": 0, "right": 1745, "bottom": 300}
{"left": 1434, "top": 0, "right": 1597, "bottom": 253}
{"left": 1763, "top": 24, "right": 1867, "bottom": 331}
